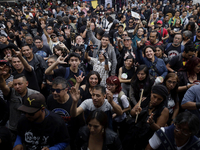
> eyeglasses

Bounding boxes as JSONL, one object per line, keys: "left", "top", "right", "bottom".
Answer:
{"left": 51, "top": 88, "right": 65, "bottom": 93}
{"left": 51, "top": 36, "right": 57, "bottom": 39}
{"left": 25, "top": 108, "right": 42, "bottom": 116}
{"left": 167, "top": 80, "right": 177, "bottom": 85}
{"left": 47, "top": 28, "right": 52, "bottom": 30}
{"left": 106, "top": 84, "right": 115, "bottom": 87}
{"left": 124, "top": 39, "right": 131, "bottom": 41}
{"left": 122, "top": 34, "right": 128, "bottom": 36}
{"left": 174, "top": 124, "right": 191, "bottom": 136}
{"left": 129, "top": 21, "right": 133, "bottom": 23}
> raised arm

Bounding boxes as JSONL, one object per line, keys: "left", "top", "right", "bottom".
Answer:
{"left": 12, "top": 49, "right": 32, "bottom": 72}
{"left": 106, "top": 90, "right": 123, "bottom": 115}
{"left": 70, "top": 87, "right": 84, "bottom": 117}
{"left": 45, "top": 55, "right": 67, "bottom": 75}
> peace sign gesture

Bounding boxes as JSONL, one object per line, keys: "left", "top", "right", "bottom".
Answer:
{"left": 74, "top": 72, "right": 85, "bottom": 83}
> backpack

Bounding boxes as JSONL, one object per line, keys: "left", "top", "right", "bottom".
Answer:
{"left": 64, "top": 67, "right": 83, "bottom": 80}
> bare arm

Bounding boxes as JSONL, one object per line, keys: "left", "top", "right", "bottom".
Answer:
{"left": 0, "top": 76, "right": 10, "bottom": 96}
{"left": 12, "top": 49, "right": 32, "bottom": 72}
{"left": 82, "top": 29, "right": 87, "bottom": 39}
{"left": 145, "top": 144, "right": 154, "bottom": 150}
{"left": 70, "top": 87, "right": 84, "bottom": 117}
{"left": 166, "top": 63, "right": 175, "bottom": 73}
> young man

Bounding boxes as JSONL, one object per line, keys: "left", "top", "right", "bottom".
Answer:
{"left": 145, "top": 31, "right": 163, "bottom": 47}
{"left": 70, "top": 85, "right": 123, "bottom": 129}
{"left": 11, "top": 49, "right": 40, "bottom": 91}
{"left": 166, "top": 44, "right": 196, "bottom": 73}
{"left": 14, "top": 93, "right": 69, "bottom": 150}
{"left": 32, "top": 36, "right": 52, "bottom": 60}
{"left": 156, "top": 20, "right": 169, "bottom": 43}
{"left": 45, "top": 53, "right": 84, "bottom": 84}
{"left": 21, "top": 44, "right": 47, "bottom": 90}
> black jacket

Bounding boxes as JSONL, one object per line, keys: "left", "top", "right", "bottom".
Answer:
{"left": 76, "top": 126, "right": 123, "bottom": 150}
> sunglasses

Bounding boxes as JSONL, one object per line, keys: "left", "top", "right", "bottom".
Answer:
{"left": 122, "top": 34, "right": 128, "bottom": 36}
{"left": 129, "top": 21, "right": 133, "bottom": 23}
{"left": 51, "top": 36, "right": 57, "bottom": 39}
{"left": 124, "top": 39, "right": 131, "bottom": 41}
{"left": 51, "top": 88, "right": 65, "bottom": 93}
{"left": 25, "top": 108, "right": 41, "bottom": 116}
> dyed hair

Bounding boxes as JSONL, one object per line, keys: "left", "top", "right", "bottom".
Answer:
{"left": 106, "top": 76, "right": 122, "bottom": 94}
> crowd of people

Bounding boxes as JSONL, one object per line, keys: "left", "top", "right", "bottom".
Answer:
{"left": 0, "top": 0, "right": 200, "bottom": 149}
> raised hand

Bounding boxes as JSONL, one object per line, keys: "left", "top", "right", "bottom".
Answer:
{"left": 0, "top": 64, "right": 6, "bottom": 75}
{"left": 69, "top": 86, "right": 80, "bottom": 102}
{"left": 135, "top": 106, "right": 142, "bottom": 115}
{"left": 56, "top": 55, "right": 68, "bottom": 64}
{"left": 147, "top": 113, "right": 154, "bottom": 125}
{"left": 64, "top": 26, "right": 71, "bottom": 38}
{"left": 12, "top": 49, "right": 22, "bottom": 58}
{"left": 106, "top": 89, "right": 113, "bottom": 104}
{"left": 74, "top": 72, "right": 85, "bottom": 83}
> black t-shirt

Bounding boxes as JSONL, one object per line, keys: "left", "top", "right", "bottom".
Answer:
{"left": 28, "top": 58, "right": 35, "bottom": 68}
{"left": 163, "top": 22, "right": 170, "bottom": 29}
{"left": 0, "top": 126, "right": 12, "bottom": 150}
{"left": 169, "top": 54, "right": 185, "bottom": 72}
{"left": 165, "top": 44, "right": 182, "bottom": 59}
{"left": 125, "top": 25, "right": 136, "bottom": 36}
{"left": 171, "top": 26, "right": 183, "bottom": 34}
{"left": 17, "top": 110, "right": 69, "bottom": 150}
{"left": 12, "top": 69, "right": 40, "bottom": 92}
{"left": 32, "top": 45, "right": 52, "bottom": 58}
{"left": 54, "top": 67, "right": 85, "bottom": 84}
{"left": 80, "top": 25, "right": 86, "bottom": 34}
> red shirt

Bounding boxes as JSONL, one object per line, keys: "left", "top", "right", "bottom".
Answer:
{"left": 158, "top": 28, "right": 168, "bottom": 37}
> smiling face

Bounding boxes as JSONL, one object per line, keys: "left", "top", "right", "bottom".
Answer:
{"left": 137, "top": 70, "right": 147, "bottom": 81}
{"left": 21, "top": 46, "right": 33, "bottom": 59}
{"left": 124, "top": 58, "right": 134, "bottom": 68}
{"left": 12, "top": 57, "right": 23, "bottom": 71}
{"left": 145, "top": 47, "right": 155, "bottom": 60}
{"left": 89, "top": 74, "right": 99, "bottom": 87}
{"left": 92, "top": 89, "right": 106, "bottom": 108}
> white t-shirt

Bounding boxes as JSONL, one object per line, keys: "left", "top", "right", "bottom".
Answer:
{"left": 149, "top": 127, "right": 189, "bottom": 150}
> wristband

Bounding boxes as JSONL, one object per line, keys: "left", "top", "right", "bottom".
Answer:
{"left": 196, "top": 103, "right": 200, "bottom": 109}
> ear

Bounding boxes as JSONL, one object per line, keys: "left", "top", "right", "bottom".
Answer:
{"left": 26, "top": 81, "right": 29, "bottom": 87}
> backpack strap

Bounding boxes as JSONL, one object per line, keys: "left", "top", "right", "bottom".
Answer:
{"left": 166, "top": 43, "right": 172, "bottom": 50}
{"left": 180, "top": 45, "right": 185, "bottom": 52}
{"left": 64, "top": 67, "right": 70, "bottom": 80}
{"left": 155, "top": 129, "right": 176, "bottom": 150}
{"left": 193, "top": 35, "right": 197, "bottom": 43}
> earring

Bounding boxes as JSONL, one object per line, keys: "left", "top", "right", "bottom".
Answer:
{"left": 102, "top": 128, "right": 104, "bottom": 133}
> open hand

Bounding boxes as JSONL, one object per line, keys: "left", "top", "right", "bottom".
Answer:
{"left": 106, "top": 89, "right": 113, "bottom": 103}
{"left": 147, "top": 113, "right": 154, "bottom": 125}
{"left": 56, "top": 55, "right": 68, "bottom": 64}
{"left": 69, "top": 86, "right": 80, "bottom": 102}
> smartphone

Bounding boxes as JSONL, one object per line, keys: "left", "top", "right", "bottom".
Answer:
{"left": 90, "top": 45, "right": 98, "bottom": 49}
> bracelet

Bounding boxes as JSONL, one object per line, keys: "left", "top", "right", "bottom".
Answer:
{"left": 196, "top": 103, "right": 200, "bottom": 109}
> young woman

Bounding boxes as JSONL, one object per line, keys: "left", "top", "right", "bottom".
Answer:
{"left": 136, "top": 45, "right": 168, "bottom": 81}
{"left": 129, "top": 65, "right": 155, "bottom": 107}
{"left": 106, "top": 76, "right": 130, "bottom": 140}
{"left": 155, "top": 45, "right": 169, "bottom": 64}
{"left": 76, "top": 110, "right": 123, "bottom": 150}
{"left": 75, "top": 71, "right": 101, "bottom": 101}
{"left": 163, "top": 73, "right": 179, "bottom": 125}
{"left": 170, "top": 18, "right": 183, "bottom": 42}
{"left": 178, "top": 57, "right": 200, "bottom": 106}
{"left": 53, "top": 44, "right": 69, "bottom": 57}
{"left": 118, "top": 55, "right": 135, "bottom": 96}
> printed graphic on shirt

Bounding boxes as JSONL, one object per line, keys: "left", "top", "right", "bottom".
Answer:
{"left": 168, "top": 50, "right": 179, "bottom": 59}
{"left": 36, "top": 51, "right": 48, "bottom": 57}
{"left": 194, "top": 41, "right": 200, "bottom": 50}
{"left": 25, "top": 131, "right": 49, "bottom": 150}
{"left": 52, "top": 108, "right": 71, "bottom": 125}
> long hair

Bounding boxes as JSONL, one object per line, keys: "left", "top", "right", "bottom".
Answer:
{"left": 85, "top": 71, "right": 101, "bottom": 90}
{"left": 163, "top": 73, "right": 179, "bottom": 102}
{"left": 179, "top": 57, "right": 200, "bottom": 77}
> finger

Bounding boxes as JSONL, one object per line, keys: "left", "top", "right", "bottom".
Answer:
{"left": 64, "top": 55, "right": 68, "bottom": 60}
{"left": 74, "top": 75, "right": 78, "bottom": 79}
{"left": 11, "top": 49, "right": 17, "bottom": 54}
{"left": 80, "top": 72, "right": 83, "bottom": 77}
